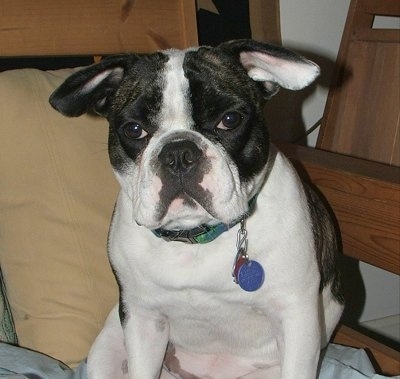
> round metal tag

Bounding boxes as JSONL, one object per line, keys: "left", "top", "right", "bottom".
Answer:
{"left": 237, "top": 260, "right": 265, "bottom": 292}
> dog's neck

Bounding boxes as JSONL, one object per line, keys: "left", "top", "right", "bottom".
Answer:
{"left": 151, "top": 196, "right": 258, "bottom": 244}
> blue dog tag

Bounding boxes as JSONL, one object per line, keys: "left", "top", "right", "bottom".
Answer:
{"left": 237, "top": 260, "right": 265, "bottom": 292}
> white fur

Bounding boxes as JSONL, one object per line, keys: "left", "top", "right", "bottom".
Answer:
{"left": 159, "top": 51, "right": 193, "bottom": 131}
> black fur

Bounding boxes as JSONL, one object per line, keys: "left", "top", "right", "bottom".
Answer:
{"left": 183, "top": 46, "right": 270, "bottom": 181}
{"left": 304, "top": 184, "right": 344, "bottom": 303}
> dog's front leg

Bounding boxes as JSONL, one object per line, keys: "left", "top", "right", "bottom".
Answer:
{"left": 88, "top": 305, "right": 129, "bottom": 379}
{"left": 278, "top": 302, "right": 321, "bottom": 379}
{"left": 124, "top": 307, "right": 170, "bottom": 379}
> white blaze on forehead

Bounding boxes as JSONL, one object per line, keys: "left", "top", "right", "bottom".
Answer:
{"left": 159, "top": 51, "right": 193, "bottom": 130}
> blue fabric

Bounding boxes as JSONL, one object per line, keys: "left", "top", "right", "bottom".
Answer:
{"left": 0, "top": 343, "right": 85, "bottom": 379}
{"left": 320, "top": 344, "right": 398, "bottom": 379}
{"left": 0, "top": 342, "right": 397, "bottom": 379}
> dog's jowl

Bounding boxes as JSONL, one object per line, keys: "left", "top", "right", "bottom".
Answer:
{"left": 50, "top": 40, "right": 344, "bottom": 379}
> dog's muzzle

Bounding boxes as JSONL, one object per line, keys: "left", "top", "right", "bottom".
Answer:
{"left": 154, "top": 137, "right": 214, "bottom": 225}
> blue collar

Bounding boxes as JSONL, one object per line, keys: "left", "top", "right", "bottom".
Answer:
{"left": 152, "top": 197, "right": 257, "bottom": 244}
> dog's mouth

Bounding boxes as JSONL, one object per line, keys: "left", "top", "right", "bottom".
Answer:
{"left": 155, "top": 189, "right": 217, "bottom": 230}
{"left": 153, "top": 139, "right": 218, "bottom": 229}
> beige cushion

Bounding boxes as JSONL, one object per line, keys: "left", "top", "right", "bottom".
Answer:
{"left": 0, "top": 68, "right": 119, "bottom": 367}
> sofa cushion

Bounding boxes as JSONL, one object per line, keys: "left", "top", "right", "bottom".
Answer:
{"left": 0, "top": 68, "right": 119, "bottom": 367}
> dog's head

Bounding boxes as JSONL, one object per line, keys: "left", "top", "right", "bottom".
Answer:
{"left": 50, "top": 40, "right": 319, "bottom": 231}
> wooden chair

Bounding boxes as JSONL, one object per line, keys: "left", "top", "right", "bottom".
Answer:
{"left": 280, "top": 142, "right": 400, "bottom": 375}
{"left": 317, "top": 0, "right": 400, "bottom": 166}
{"left": 281, "top": 0, "right": 399, "bottom": 374}
{"left": 0, "top": 0, "right": 198, "bottom": 57}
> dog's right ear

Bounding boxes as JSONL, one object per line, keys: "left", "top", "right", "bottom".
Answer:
{"left": 218, "top": 40, "right": 320, "bottom": 98}
{"left": 49, "top": 55, "right": 134, "bottom": 117}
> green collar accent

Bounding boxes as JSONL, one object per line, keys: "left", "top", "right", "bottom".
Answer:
{"left": 152, "top": 197, "right": 257, "bottom": 244}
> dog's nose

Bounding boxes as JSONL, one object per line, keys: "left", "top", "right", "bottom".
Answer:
{"left": 158, "top": 140, "right": 202, "bottom": 176}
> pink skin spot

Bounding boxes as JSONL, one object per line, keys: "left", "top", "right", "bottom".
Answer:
{"left": 200, "top": 148, "right": 218, "bottom": 191}
{"left": 204, "top": 147, "right": 218, "bottom": 159}
{"left": 199, "top": 174, "right": 213, "bottom": 192}
{"left": 169, "top": 198, "right": 185, "bottom": 211}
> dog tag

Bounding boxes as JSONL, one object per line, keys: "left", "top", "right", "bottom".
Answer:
{"left": 237, "top": 260, "right": 265, "bottom": 292}
{"left": 232, "top": 218, "right": 265, "bottom": 292}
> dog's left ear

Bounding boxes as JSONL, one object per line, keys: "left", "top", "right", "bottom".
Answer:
{"left": 49, "top": 55, "right": 135, "bottom": 117}
{"left": 218, "top": 39, "right": 320, "bottom": 96}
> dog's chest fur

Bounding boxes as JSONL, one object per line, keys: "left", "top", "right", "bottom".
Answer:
{"left": 109, "top": 150, "right": 319, "bottom": 367}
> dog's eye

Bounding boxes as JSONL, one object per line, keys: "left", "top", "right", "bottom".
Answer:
{"left": 217, "top": 112, "right": 243, "bottom": 130}
{"left": 122, "top": 122, "right": 148, "bottom": 139}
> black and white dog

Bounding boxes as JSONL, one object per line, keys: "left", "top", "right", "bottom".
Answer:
{"left": 50, "top": 40, "right": 343, "bottom": 379}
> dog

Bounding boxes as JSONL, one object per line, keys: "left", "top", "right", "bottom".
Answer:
{"left": 50, "top": 39, "right": 344, "bottom": 379}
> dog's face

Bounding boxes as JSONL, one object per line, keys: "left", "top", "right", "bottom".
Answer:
{"left": 106, "top": 48, "right": 269, "bottom": 230}
{"left": 50, "top": 40, "right": 319, "bottom": 230}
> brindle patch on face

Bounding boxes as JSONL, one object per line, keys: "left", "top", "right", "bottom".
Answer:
{"left": 107, "top": 53, "right": 168, "bottom": 173}
{"left": 182, "top": 47, "right": 270, "bottom": 182}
